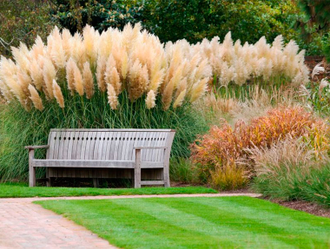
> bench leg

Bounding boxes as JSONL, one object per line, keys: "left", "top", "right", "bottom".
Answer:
{"left": 93, "top": 178, "right": 99, "bottom": 188}
{"left": 134, "top": 149, "right": 141, "bottom": 188}
{"left": 28, "top": 150, "right": 36, "bottom": 187}
{"left": 164, "top": 164, "right": 170, "bottom": 187}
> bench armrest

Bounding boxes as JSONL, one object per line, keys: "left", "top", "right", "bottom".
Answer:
{"left": 134, "top": 146, "right": 167, "bottom": 150}
{"left": 25, "top": 145, "right": 49, "bottom": 150}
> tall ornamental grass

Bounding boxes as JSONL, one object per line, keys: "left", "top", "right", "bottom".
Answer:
{"left": 190, "top": 33, "right": 309, "bottom": 87}
{"left": 190, "top": 106, "right": 330, "bottom": 190}
{"left": 251, "top": 138, "right": 330, "bottom": 207}
{"left": 0, "top": 23, "right": 209, "bottom": 181}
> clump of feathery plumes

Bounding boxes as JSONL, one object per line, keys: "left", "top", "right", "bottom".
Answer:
{"left": 0, "top": 23, "right": 308, "bottom": 112}
{"left": 0, "top": 23, "right": 211, "bottom": 111}
{"left": 193, "top": 33, "right": 309, "bottom": 87}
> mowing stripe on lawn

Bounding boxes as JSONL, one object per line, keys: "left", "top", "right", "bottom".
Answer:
{"left": 187, "top": 197, "right": 330, "bottom": 240}
{"left": 36, "top": 197, "right": 330, "bottom": 249}
{"left": 112, "top": 198, "right": 291, "bottom": 248}
{"left": 163, "top": 197, "right": 330, "bottom": 247}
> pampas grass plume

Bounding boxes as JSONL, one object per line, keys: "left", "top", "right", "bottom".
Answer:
{"left": 96, "top": 56, "right": 107, "bottom": 92}
{"left": 83, "top": 61, "right": 94, "bottom": 99}
{"left": 146, "top": 90, "right": 156, "bottom": 109}
{"left": 52, "top": 79, "right": 64, "bottom": 108}
{"left": 28, "top": 84, "right": 44, "bottom": 111}
{"left": 190, "top": 78, "right": 209, "bottom": 102}
{"left": 107, "top": 83, "right": 118, "bottom": 110}
{"left": 66, "top": 58, "right": 76, "bottom": 95}
{"left": 73, "top": 62, "right": 84, "bottom": 96}
{"left": 173, "top": 89, "right": 186, "bottom": 108}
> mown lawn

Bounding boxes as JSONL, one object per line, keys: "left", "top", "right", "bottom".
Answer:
{"left": 37, "top": 197, "right": 330, "bottom": 248}
{"left": 0, "top": 182, "right": 216, "bottom": 198}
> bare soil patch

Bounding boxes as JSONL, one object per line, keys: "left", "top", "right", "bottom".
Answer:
{"left": 265, "top": 198, "right": 330, "bottom": 219}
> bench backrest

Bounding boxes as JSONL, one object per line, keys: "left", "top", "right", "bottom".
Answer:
{"left": 46, "top": 129, "right": 175, "bottom": 162}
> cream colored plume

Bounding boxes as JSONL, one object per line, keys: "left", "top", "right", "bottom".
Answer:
{"left": 52, "top": 79, "right": 64, "bottom": 108}
{"left": 146, "top": 90, "right": 156, "bottom": 109}
{"left": 190, "top": 78, "right": 209, "bottom": 102}
{"left": 73, "top": 62, "right": 84, "bottom": 96}
{"left": 312, "top": 62, "right": 325, "bottom": 79}
{"left": 0, "top": 79, "right": 13, "bottom": 101}
{"left": 66, "top": 58, "right": 76, "bottom": 95}
{"left": 173, "top": 89, "right": 186, "bottom": 108}
{"left": 43, "top": 57, "right": 56, "bottom": 99}
{"left": 128, "top": 60, "right": 149, "bottom": 101}
{"left": 96, "top": 56, "right": 107, "bottom": 92}
{"left": 107, "top": 84, "right": 118, "bottom": 110}
{"left": 82, "top": 62, "right": 94, "bottom": 99}
{"left": 28, "top": 84, "right": 44, "bottom": 111}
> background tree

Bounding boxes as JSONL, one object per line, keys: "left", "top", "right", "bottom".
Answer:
{"left": 0, "top": 0, "right": 53, "bottom": 57}
{"left": 295, "top": 0, "right": 330, "bottom": 58}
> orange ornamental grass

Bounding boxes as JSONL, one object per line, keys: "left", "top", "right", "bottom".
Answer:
{"left": 190, "top": 106, "right": 330, "bottom": 189}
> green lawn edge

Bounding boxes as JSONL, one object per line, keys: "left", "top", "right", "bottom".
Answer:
{"left": 35, "top": 196, "right": 330, "bottom": 248}
{"left": 0, "top": 182, "right": 217, "bottom": 198}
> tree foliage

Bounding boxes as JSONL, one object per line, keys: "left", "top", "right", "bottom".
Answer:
{"left": 0, "top": 0, "right": 52, "bottom": 57}
{"left": 51, "top": 0, "right": 143, "bottom": 33}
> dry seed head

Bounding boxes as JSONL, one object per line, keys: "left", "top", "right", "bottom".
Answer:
{"left": 190, "top": 78, "right": 209, "bottom": 102}
{"left": 96, "top": 56, "right": 107, "bottom": 92}
{"left": 146, "top": 90, "right": 156, "bottom": 109}
{"left": 0, "top": 79, "right": 13, "bottom": 101}
{"left": 73, "top": 62, "right": 84, "bottom": 96}
{"left": 173, "top": 89, "right": 186, "bottom": 108}
{"left": 28, "top": 84, "right": 44, "bottom": 111}
{"left": 107, "top": 83, "right": 118, "bottom": 110}
{"left": 66, "top": 58, "right": 76, "bottom": 95}
{"left": 17, "top": 71, "right": 32, "bottom": 100}
{"left": 43, "top": 57, "right": 56, "bottom": 99}
{"left": 162, "top": 77, "right": 175, "bottom": 110}
{"left": 82, "top": 61, "right": 94, "bottom": 99}
{"left": 52, "top": 79, "right": 64, "bottom": 108}
{"left": 128, "top": 60, "right": 149, "bottom": 101}
{"left": 175, "top": 77, "right": 187, "bottom": 98}
{"left": 149, "top": 69, "right": 165, "bottom": 93}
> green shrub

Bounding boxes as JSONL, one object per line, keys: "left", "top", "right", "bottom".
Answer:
{"left": 51, "top": 0, "right": 143, "bottom": 33}
{"left": 143, "top": 0, "right": 298, "bottom": 44}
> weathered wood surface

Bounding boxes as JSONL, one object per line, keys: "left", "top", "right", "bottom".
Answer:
{"left": 26, "top": 129, "right": 175, "bottom": 188}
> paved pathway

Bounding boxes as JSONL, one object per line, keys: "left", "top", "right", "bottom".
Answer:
{"left": 0, "top": 193, "right": 261, "bottom": 249}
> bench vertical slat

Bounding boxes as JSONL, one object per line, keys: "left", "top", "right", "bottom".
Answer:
{"left": 98, "top": 132, "right": 110, "bottom": 158}
{"left": 104, "top": 131, "right": 113, "bottom": 160}
{"left": 87, "top": 131, "right": 97, "bottom": 160}
{"left": 71, "top": 131, "right": 79, "bottom": 159}
{"left": 121, "top": 132, "right": 129, "bottom": 161}
{"left": 52, "top": 131, "right": 60, "bottom": 160}
{"left": 67, "top": 131, "right": 74, "bottom": 159}
{"left": 141, "top": 132, "right": 148, "bottom": 161}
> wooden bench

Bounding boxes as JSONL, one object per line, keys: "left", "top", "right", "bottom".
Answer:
{"left": 25, "top": 129, "right": 175, "bottom": 188}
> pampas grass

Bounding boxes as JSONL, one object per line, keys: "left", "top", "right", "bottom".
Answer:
{"left": 0, "top": 23, "right": 308, "bottom": 111}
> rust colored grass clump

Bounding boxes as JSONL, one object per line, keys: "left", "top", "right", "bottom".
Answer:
{"left": 190, "top": 106, "right": 329, "bottom": 190}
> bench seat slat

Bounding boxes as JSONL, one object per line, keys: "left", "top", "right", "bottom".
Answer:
{"left": 33, "top": 160, "right": 164, "bottom": 169}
